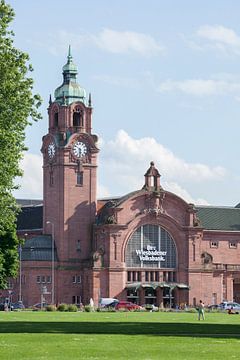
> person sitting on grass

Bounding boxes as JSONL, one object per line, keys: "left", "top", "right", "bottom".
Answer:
{"left": 228, "top": 307, "right": 239, "bottom": 314}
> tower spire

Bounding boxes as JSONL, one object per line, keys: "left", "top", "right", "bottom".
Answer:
{"left": 54, "top": 47, "right": 87, "bottom": 105}
{"left": 88, "top": 93, "right": 92, "bottom": 107}
{"left": 67, "top": 45, "right": 72, "bottom": 62}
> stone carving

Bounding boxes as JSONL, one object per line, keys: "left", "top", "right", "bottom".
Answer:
{"left": 193, "top": 214, "right": 201, "bottom": 227}
{"left": 93, "top": 246, "right": 105, "bottom": 267}
{"left": 201, "top": 252, "right": 213, "bottom": 268}
{"left": 106, "top": 214, "right": 117, "bottom": 224}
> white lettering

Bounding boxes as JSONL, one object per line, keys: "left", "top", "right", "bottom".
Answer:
{"left": 135, "top": 246, "right": 167, "bottom": 262}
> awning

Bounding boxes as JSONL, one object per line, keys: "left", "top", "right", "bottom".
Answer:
{"left": 125, "top": 282, "right": 142, "bottom": 290}
{"left": 175, "top": 283, "right": 190, "bottom": 290}
{"left": 126, "top": 282, "right": 190, "bottom": 291}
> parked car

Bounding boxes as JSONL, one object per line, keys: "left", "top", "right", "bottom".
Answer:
{"left": 11, "top": 301, "right": 25, "bottom": 310}
{"left": 218, "top": 302, "right": 240, "bottom": 311}
{"left": 207, "top": 304, "right": 219, "bottom": 310}
{"left": 31, "top": 303, "right": 50, "bottom": 310}
{"left": 141, "top": 304, "right": 159, "bottom": 312}
{"left": 115, "top": 301, "right": 143, "bottom": 311}
{"left": 99, "top": 298, "right": 119, "bottom": 308}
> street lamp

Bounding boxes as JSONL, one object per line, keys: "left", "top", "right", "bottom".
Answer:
{"left": 19, "top": 242, "right": 22, "bottom": 302}
{"left": 19, "top": 233, "right": 27, "bottom": 302}
{"left": 46, "top": 221, "right": 55, "bottom": 304}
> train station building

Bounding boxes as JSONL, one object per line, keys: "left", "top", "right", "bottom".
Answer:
{"left": 6, "top": 50, "right": 240, "bottom": 307}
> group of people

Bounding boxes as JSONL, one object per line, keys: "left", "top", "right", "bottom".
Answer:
{"left": 197, "top": 300, "right": 240, "bottom": 319}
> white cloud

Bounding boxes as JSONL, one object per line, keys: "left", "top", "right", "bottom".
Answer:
{"left": 197, "top": 25, "right": 240, "bottom": 48}
{"left": 44, "top": 28, "right": 164, "bottom": 57}
{"left": 14, "top": 131, "right": 225, "bottom": 205}
{"left": 97, "top": 184, "right": 111, "bottom": 198}
{"left": 164, "top": 181, "right": 209, "bottom": 205}
{"left": 183, "top": 25, "right": 240, "bottom": 55}
{"left": 100, "top": 130, "right": 226, "bottom": 204}
{"left": 93, "top": 28, "right": 164, "bottom": 56}
{"left": 104, "top": 130, "right": 225, "bottom": 181}
{"left": 157, "top": 78, "right": 240, "bottom": 97}
{"left": 14, "top": 153, "right": 43, "bottom": 199}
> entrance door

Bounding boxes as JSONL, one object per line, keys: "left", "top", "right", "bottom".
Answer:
{"left": 127, "top": 289, "right": 139, "bottom": 304}
{"left": 163, "top": 287, "right": 174, "bottom": 308}
{"left": 144, "top": 288, "right": 156, "bottom": 305}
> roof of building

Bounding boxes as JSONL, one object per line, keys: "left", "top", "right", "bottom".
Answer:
{"left": 16, "top": 199, "right": 43, "bottom": 207}
{"left": 196, "top": 206, "right": 240, "bottom": 231}
{"left": 21, "top": 235, "right": 57, "bottom": 261}
{"left": 17, "top": 205, "right": 43, "bottom": 231}
{"left": 15, "top": 197, "right": 240, "bottom": 232}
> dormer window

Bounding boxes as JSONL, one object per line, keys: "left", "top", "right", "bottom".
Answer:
{"left": 229, "top": 241, "right": 237, "bottom": 249}
{"left": 210, "top": 241, "right": 218, "bottom": 248}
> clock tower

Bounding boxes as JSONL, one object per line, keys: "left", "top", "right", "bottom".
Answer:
{"left": 41, "top": 47, "right": 99, "bottom": 302}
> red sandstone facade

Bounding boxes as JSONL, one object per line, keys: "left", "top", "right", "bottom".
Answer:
{"left": 3, "top": 52, "right": 240, "bottom": 308}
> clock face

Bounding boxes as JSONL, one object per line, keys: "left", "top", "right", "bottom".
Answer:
{"left": 73, "top": 141, "right": 87, "bottom": 158}
{"left": 48, "top": 142, "right": 56, "bottom": 159}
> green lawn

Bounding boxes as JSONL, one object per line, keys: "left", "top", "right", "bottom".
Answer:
{"left": 0, "top": 311, "right": 240, "bottom": 360}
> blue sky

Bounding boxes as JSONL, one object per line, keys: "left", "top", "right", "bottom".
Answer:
{"left": 10, "top": 0, "right": 240, "bottom": 205}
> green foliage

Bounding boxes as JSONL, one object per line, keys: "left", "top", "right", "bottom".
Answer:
{"left": 68, "top": 304, "right": 78, "bottom": 312}
{"left": 0, "top": 1, "right": 42, "bottom": 288}
{"left": 96, "top": 306, "right": 116, "bottom": 312}
{"left": 0, "top": 227, "right": 19, "bottom": 288}
{"left": 84, "top": 305, "right": 92, "bottom": 312}
{"left": 57, "top": 304, "right": 68, "bottom": 312}
{"left": 46, "top": 305, "right": 57, "bottom": 312}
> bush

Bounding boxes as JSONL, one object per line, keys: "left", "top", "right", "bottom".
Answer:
{"left": 46, "top": 305, "right": 56, "bottom": 312}
{"left": 97, "top": 307, "right": 116, "bottom": 312}
{"left": 185, "top": 308, "right": 198, "bottom": 313}
{"left": 84, "top": 305, "right": 92, "bottom": 312}
{"left": 118, "top": 307, "right": 128, "bottom": 312}
{"left": 68, "top": 304, "right": 78, "bottom": 312}
{"left": 57, "top": 303, "right": 68, "bottom": 312}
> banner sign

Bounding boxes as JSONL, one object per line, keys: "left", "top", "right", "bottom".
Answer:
{"left": 136, "top": 245, "right": 166, "bottom": 262}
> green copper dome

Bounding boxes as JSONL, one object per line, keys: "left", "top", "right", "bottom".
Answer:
{"left": 54, "top": 46, "right": 87, "bottom": 105}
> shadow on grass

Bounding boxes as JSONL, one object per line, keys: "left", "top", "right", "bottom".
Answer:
{"left": 0, "top": 322, "right": 240, "bottom": 338}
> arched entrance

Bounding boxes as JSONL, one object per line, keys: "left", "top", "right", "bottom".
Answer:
{"left": 125, "top": 224, "right": 189, "bottom": 307}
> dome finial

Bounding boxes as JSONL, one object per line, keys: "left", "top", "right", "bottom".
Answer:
{"left": 68, "top": 45, "right": 72, "bottom": 62}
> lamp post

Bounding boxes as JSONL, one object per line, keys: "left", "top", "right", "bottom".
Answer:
{"left": 19, "top": 243, "right": 22, "bottom": 302}
{"left": 46, "top": 221, "right": 55, "bottom": 304}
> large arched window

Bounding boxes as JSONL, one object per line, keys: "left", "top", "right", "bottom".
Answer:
{"left": 126, "top": 224, "right": 177, "bottom": 269}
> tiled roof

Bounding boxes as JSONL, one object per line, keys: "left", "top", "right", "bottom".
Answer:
{"left": 16, "top": 198, "right": 240, "bottom": 233}
{"left": 17, "top": 205, "right": 43, "bottom": 231}
{"left": 21, "top": 235, "right": 57, "bottom": 261}
{"left": 16, "top": 199, "right": 43, "bottom": 207}
{"left": 196, "top": 206, "right": 240, "bottom": 231}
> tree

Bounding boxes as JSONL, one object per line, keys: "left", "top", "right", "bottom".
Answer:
{"left": 0, "top": 0, "right": 41, "bottom": 288}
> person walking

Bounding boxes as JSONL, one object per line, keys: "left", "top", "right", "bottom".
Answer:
{"left": 198, "top": 300, "right": 205, "bottom": 320}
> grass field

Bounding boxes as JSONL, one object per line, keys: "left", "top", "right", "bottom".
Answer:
{"left": 0, "top": 311, "right": 240, "bottom": 360}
